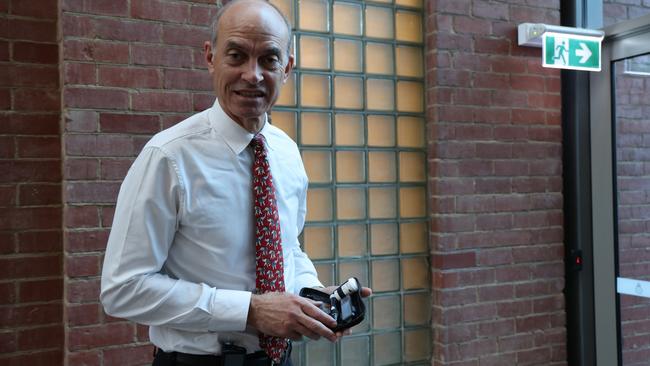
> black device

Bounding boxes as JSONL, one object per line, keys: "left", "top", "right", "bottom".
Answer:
{"left": 299, "top": 277, "right": 366, "bottom": 332}
{"left": 219, "top": 343, "right": 246, "bottom": 366}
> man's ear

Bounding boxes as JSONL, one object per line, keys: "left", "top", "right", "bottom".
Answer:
{"left": 204, "top": 41, "right": 215, "bottom": 74}
{"left": 282, "top": 54, "right": 295, "bottom": 83}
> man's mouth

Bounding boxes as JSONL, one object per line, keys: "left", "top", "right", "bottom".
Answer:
{"left": 234, "top": 90, "right": 265, "bottom": 98}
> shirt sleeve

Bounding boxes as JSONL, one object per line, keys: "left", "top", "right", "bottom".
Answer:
{"left": 291, "top": 164, "right": 324, "bottom": 291}
{"left": 100, "top": 146, "right": 251, "bottom": 332}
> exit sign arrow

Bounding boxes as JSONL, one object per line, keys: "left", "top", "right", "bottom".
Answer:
{"left": 543, "top": 32, "right": 602, "bottom": 71}
{"left": 575, "top": 42, "right": 592, "bottom": 64}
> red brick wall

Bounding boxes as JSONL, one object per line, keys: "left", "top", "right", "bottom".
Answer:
{"left": 425, "top": 1, "right": 566, "bottom": 364}
{"left": 61, "top": 1, "right": 216, "bottom": 364}
{"left": 0, "top": 0, "right": 64, "bottom": 365}
{"left": 604, "top": 0, "right": 650, "bottom": 26}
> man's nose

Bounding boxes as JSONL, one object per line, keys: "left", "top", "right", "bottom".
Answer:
{"left": 241, "top": 60, "right": 264, "bottom": 84}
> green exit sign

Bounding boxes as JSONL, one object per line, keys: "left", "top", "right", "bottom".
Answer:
{"left": 543, "top": 32, "right": 602, "bottom": 72}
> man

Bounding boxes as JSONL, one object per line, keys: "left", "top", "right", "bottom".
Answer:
{"left": 100, "top": 0, "right": 370, "bottom": 365}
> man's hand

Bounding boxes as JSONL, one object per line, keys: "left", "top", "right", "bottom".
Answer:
{"left": 247, "top": 292, "right": 338, "bottom": 342}
{"left": 317, "top": 285, "right": 372, "bottom": 337}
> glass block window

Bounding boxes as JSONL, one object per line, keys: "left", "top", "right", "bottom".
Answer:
{"left": 270, "top": 0, "right": 429, "bottom": 364}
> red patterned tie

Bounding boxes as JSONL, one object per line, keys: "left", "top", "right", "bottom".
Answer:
{"left": 250, "top": 134, "right": 288, "bottom": 363}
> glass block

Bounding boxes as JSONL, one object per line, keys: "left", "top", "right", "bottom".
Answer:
{"left": 372, "top": 259, "right": 400, "bottom": 292}
{"left": 405, "top": 329, "right": 431, "bottom": 362}
{"left": 368, "top": 151, "right": 397, "bottom": 182}
{"left": 315, "top": 263, "right": 335, "bottom": 286}
{"left": 333, "top": 2, "right": 362, "bottom": 36}
{"left": 269, "top": 0, "right": 294, "bottom": 27}
{"left": 276, "top": 73, "right": 296, "bottom": 106}
{"left": 301, "top": 112, "right": 332, "bottom": 146}
{"left": 306, "top": 338, "right": 335, "bottom": 366}
{"left": 399, "top": 186, "right": 426, "bottom": 218}
{"left": 336, "top": 187, "right": 366, "bottom": 220}
{"left": 365, "top": 43, "right": 394, "bottom": 75}
{"left": 338, "top": 224, "right": 367, "bottom": 257}
{"left": 396, "top": 45, "right": 424, "bottom": 77}
{"left": 396, "top": 0, "right": 422, "bottom": 8}
{"left": 335, "top": 114, "right": 364, "bottom": 146}
{"left": 397, "top": 116, "right": 425, "bottom": 147}
{"left": 301, "top": 74, "right": 330, "bottom": 108}
{"left": 366, "top": 79, "right": 394, "bottom": 111}
{"left": 367, "top": 115, "right": 395, "bottom": 147}
{"left": 334, "top": 76, "right": 363, "bottom": 109}
{"left": 300, "top": 36, "right": 330, "bottom": 70}
{"left": 306, "top": 188, "right": 333, "bottom": 221}
{"left": 396, "top": 11, "right": 423, "bottom": 43}
{"left": 400, "top": 221, "right": 427, "bottom": 254}
{"left": 336, "top": 150, "right": 365, "bottom": 183}
{"left": 399, "top": 152, "right": 425, "bottom": 182}
{"left": 369, "top": 187, "right": 397, "bottom": 219}
{"left": 341, "top": 336, "right": 369, "bottom": 365}
{"left": 334, "top": 39, "right": 362, "bottom": 73}
{"left": 302, "top": 150, "right": 332, "bottom": 183}
{"left": 303, "top": 226, "right": 334, "bottom": 260}
{"left": 270, "top": 111, "right": 296, "bottom": 141}
{"left": 373, "top": 332, "right": 402, "bottom": 366}
{"left": 299, "top": 0, "right": 329, "bottom": 32}
{"left": 365, "top": 6, "right": 394, "bottom": 39}
{"left": 339, "top": 260, "right": 369, "bottom": 285}
{"left": 401, "top": 257, "right": 428, "bottom": 290}
{"left": 404, "top": 293, "right": 431, "bottom": 326}
{"left": 373, "top": 295, "right": 401, "bottom": 329}
{"left": 370, "top": 223, "right": 398, "bottom": 255}
{"left": 397, "top": 81, "right": 424, "bottom": 112}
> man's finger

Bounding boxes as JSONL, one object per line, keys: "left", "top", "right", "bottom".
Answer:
{"left": 287, "top": 330, "right": 303, "bottom": 341}
{"left": 301, "top": 300, "right": 337, "bottom": 328}
{"left": 360, "top": 287, "right": 372, "bottom": 297}
{"left": 295, "top": 303, "right": 337, "bottom": 341}
{"left": 293, "top": 322, "right": 321, "bottom": 340}
{"left": 297, "top": 312, "right": 337, "bottom": 342}
{"left": 305, "top": 299, "right": 326, "bottom": 311}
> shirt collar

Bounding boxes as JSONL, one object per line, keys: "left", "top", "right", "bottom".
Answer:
{"left": 208, "top": 99, "right": 275, "bottom": 155}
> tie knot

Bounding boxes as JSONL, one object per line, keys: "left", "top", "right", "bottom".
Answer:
{"left": 251, "top": 134, "right": 267, "bottom": 158}
{"left": 251, "top": 134, "right": 266, "bottom": 147}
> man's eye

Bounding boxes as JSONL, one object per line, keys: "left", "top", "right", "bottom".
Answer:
{"left": 263, "top": 56, "right": 281, "bottom": 66}
{"left": 227, "top": 52, "right": 242, "bottom": 61}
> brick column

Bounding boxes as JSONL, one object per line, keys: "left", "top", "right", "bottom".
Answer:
{"left": 0, "top": 0, "right": 63, "bottom": 365}
{"left": 425, "top": 1, "right": 566, "bottom": 364}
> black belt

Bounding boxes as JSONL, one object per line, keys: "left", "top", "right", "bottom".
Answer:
{"left": 153, "top": 347, "right": 291, "bottom": 366}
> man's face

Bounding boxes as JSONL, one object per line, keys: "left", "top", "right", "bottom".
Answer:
{"left": 205, "top": 2, "right": 293, "bottom": 131}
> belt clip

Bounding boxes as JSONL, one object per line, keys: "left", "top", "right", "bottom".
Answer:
{"left": 220, "top": 342, "right": 246, "bottom": 366}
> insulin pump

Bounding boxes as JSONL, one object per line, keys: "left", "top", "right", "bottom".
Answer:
{"left": 299, "top": 277, "right": 366, "bottom": 332}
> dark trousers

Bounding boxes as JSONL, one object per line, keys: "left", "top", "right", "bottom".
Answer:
{"left": 152, "top": 348, "right": 292, "bottom": 366}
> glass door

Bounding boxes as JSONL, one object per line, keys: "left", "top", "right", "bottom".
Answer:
{"left": 613, "top": 51, "right": 650, "bottom": 366}
{"left": 590, "top": 14, "right": 650, "bottom": 366}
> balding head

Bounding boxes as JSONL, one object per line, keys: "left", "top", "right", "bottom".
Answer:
{"left": 210, "top": 0, "right": 292, "bottom": 55}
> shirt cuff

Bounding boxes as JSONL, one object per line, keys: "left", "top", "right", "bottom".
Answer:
{"left": 207, "top": 289, "right": 252, "bottom": 332}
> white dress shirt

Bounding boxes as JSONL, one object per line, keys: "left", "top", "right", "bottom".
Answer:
{"left": 100, "top": 100, "right": 323, "bottom": 355}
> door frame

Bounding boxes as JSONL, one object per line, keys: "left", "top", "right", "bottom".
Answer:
{"left": 589, "top": 13, "right": 650, "bottom": 366}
